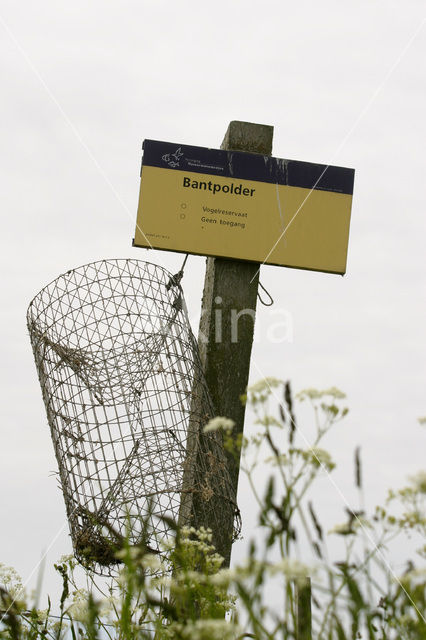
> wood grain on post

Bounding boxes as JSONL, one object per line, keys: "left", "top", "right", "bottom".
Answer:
{"left": 195, "top": 121, "right": 273, "bottom": 566}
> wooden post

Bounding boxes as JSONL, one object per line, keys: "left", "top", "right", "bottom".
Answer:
{"left": 295, "top": 577, "right": 312, "bottom": 640}
{"left": 196, "top": 121, "right": 274, "bottom": 566}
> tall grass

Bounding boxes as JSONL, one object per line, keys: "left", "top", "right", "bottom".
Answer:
{"left": 1, "top": 380, "right": 425, "bottom": 639}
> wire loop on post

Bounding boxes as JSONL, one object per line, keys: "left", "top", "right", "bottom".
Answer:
{"left": 166, "top": 254, "right": 189, "bottom": 290}
{"left": 257, "top": 280, "right": 274, "bottom": 306}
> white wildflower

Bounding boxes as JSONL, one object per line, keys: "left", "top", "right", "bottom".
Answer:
{"left": 0, "top": 563, "right": 23, "bottom": 588}
{"left": 409, "top": 470, "right": 426, "bottom": 493}
{"left": 99, "top": 594, "right": 120, "bottom": 618}
{"left": 297, "top": 387, "right": 346, "bottom": 401}
{"left": 152, "top": 575, "right": 173, "bottom": 589}
{"left": 58, "top": 554, "right": 76, "bottom": 568}
{"left": 231, "top": 559, "right": 266, "bottom": 579}
{"left": 192, "top": 526, "right": 213, "bottom": 542}
{"left": 203, "top": 417, "right": 235, "bottom": 433}
{"left": 141, "top": 553, "right": 163, "bottom": 571}
{"left": 181, "top": 525, "right": 197, "bottom": 536}
{"left": 115, "top": 546, "right": 140, "bottom": 561}
{"left": 268, "top": 558, "right": 311, "bottom": 579}
{"left": 116, "top": 567, "right": 129, "bottom": 587}
{"left": 170, "top": 618, "right": 241, "bottom": 640}
{"left": 323, "top": 387, "right": 346, "bottom": 399}
{"left": 265, "top": 453, "right": 289, "bottom": 466}
{"left": 67, "top": 588, "right": 89, "bottom": 623}
{"left": 208, "top": 568, "right": 236, "bottom": 587}
{"left": 160, "top": 536, "right": 176, "bottom": 551}
{"left": 248, "top": 377, "right": 283, "bottom": 394}
{"left": 297, "top": 388, "right": 323, "bottom": 401}
{"left": 0, "top": 564, "right": 25, "bottom": 601}
{"left": 67, "top": 600, "right": 89, "bottom": 623}
{"left": 309, "top": 447, "right": 335, "bottom": 471}
{"left": 36, "top": 609, "right": 49, "bottom": 623}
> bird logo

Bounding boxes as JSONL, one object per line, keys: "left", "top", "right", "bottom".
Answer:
{"left": 162, "top": 147, "right": 184, "bottom": 168}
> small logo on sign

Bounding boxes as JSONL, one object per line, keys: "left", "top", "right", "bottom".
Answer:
{"left": 162, "top": 147, "right": 184, "bottom": 168}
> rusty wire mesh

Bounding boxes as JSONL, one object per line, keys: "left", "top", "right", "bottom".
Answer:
{"left": 27, "top": 259, "right": 240, "bottom": 573}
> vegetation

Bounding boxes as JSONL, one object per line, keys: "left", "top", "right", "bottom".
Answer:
{"left": 1, "top": 380, "right": 425, "bottom": 639}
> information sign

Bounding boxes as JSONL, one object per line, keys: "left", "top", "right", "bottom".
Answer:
{"left": 134, "top": 139, "right": 355, "bottom": 274}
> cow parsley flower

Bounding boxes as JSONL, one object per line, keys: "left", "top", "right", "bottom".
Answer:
{"left": 297, "top": 387, "right": 346, "bottom": 401}
{"left": 409, "top": 470, "right": 426, "bottom": 493}
{"left": 166, "top": 618, "right": 241, "bottom": 640}
{"left": 307, "top": 447, "right": 335, "bottom": 471}
{"left": 0, "top": 563, "right": 25, "bottom": 601}
{"left": 141, "top": 553, "right": 163, "bottom": 571}
{"left": 67, "top": 588, "right": 89, "bottom": 623}
{"left": 203, "top": 417, "right": 235, "bottom": 433}
{"left": 323, "top": 387, "right": 346, "bottom": 399}
{"left": 268, "top": 558, "right": 311, "bottom": 579}
{"left": 297, "top": 388, "right": 323, "bottom": 401}
{"left": 248, "top": 377, "right": 283, "bottom": 394}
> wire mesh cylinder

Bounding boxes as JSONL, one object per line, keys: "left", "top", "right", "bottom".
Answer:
{"left": 27, "top": 259, "right": 240, "bottom": 572}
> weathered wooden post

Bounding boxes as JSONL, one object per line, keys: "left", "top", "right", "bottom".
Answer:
{"left": 195, "top": 121, "right": 273, "bottom": 566}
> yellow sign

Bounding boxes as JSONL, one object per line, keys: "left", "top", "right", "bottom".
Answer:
{"left": 134, "top": 140, "right": 355, "bottom": 275}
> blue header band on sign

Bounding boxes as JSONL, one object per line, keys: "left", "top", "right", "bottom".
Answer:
{"left": 142, "top": 140, "right": 355, "bottom": 195}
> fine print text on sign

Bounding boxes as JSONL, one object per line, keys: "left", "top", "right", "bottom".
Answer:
{"left": 133, "top": 140, "right": 355, "bottom": 275}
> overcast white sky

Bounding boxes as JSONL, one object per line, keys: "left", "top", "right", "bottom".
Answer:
{"left": 1, "top": 0, "right": 425, "bottom": 604}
